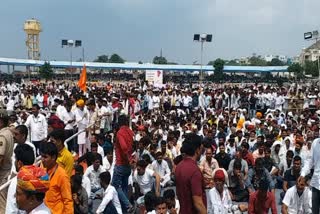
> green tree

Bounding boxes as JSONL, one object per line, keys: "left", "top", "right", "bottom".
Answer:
{"left": 213, "top": 58, "right": 225, "bottom": 81}
{"left": 304, "top": 61, "right": 318, "bottom": 77}
{"left": 268, "top": 58, "right": 284, "bottom": 66}
{"left": 94, "top": 55, "right": 109, "bottom": 63}
{"left": 153, "top": 56, "right": 167, "bottom": 64}
{"left": 287, "top": 63, "right": 303, "bottom": 79}
{"left": 39, "top": 62, "right": 54, "bottom": 80}
{"left": 249, "top": 56, "right": 267, "bottom": 66}
{"left": 109, "top": 54, "right": 125, "bottom": 63}
{"left": 207, "top": 61, "right": 215, "bottom": 66}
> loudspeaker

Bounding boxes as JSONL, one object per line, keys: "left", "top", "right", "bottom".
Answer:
{"left": 206, "top": 34, "right": 212, "bottom": 42}
{"left": 194, "top": 34, "right": 200, "bottom": 41}
{"left": 62, "top": 40, "right": 68, "bottom": 46}
{"left": 75, "top": 40, "right": 82, "bottom": 47}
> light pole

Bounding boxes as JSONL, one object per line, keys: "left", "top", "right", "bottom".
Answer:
{"left": 304, "top": 31, "right": 320, "bottom": 84}
{"left": 62, "top": 39, "right": 82, "bottom": 80}
{"left": 194, "top": 34, "right": 212, "bottom": 83}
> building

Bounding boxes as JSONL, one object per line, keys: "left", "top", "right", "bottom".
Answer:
{"left": 300, "top": 40, "right": 320, "bottom": 63}
{"left": 264, "top": 55, "right": 288, "bottom": 63}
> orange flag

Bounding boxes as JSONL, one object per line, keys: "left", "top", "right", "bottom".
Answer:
{"left": 78, "top": 64, "right": 87, "bottom": 92}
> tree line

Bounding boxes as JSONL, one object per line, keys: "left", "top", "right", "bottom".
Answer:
{"left": 37, "top": 53, "right": 319, "bottom": 80}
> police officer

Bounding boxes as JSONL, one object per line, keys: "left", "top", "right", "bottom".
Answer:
{"left": 0, "top": 113, "right": 14, "bottom": 212}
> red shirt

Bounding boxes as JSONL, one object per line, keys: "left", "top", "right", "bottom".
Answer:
{"left": 115, "top": 126, "right": 134, "bottom": 166}
{"left": 242, "top": 151, "right": 255, "bottom": 168}
{"left": 248, "top": 191, "right": 277, "bottom": 214}
{"left": 112, "top": 101, "right": 120, "bottom": 109}
{"left": 43, "top": 94, "right": 48, "bottom": 107}
{"left": 175, "top": 157, "right": 206, "bottom": 214}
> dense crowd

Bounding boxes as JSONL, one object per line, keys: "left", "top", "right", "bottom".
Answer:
{"left": 0, "top": 80, "right": 319, "bottom": 214}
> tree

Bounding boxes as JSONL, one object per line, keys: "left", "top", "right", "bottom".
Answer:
{"left": 304, "top": 61, "right": 318, "bottom": 77}
{"left": 287, "top": 63, "right": 303, "bottom": 79}
{"left": 94, "top": 55, "right": 109, "bottom": 63}
{"left": 268, "top": 58, "right": 284, "bottom": 66}
{"left": 213, "top": 58, "right": 225, "bottom": 81}
{"left": 109, "top": 54, "right": 125, "bottom": 63}
{"left": 207, "top": 61, "right": 215, "bottom": 66}
{"left": 249, "top": 56, "right": 267, "bottom": 66}
{"left": 39, "top": 62, "right": 54, "bottom": 80}
{"left": 153, "top": 56, "right": 167, "bottom": 64}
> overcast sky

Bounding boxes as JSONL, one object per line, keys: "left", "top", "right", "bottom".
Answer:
{"left": 0, "top": 0, "right": 319, "bottom": 64}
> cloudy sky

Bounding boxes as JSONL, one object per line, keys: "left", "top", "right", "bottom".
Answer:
{"left": 0, "top": 0, "right": 319, "bottom": 64}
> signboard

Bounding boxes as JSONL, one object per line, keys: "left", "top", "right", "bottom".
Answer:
{"left": 145, "top": 70, "right": 163, "bottom": 85}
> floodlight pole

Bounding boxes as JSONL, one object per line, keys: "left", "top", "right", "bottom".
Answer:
{"left": 70, "top": 45, "right": 73, "bottom": 80}
{"left": 200, "top": 40, "right": 204, "bottom": 83}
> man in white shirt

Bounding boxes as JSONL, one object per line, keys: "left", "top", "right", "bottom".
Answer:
{"left": 133, "top": 160, "right": 161, "bottom": 205}
{"left": 75, "top": 164, "right": 91, "bottom": 198}
{"left": 151, "top": 151, "right": 171, "bottom": 188}
{"left": 36, "top": 92, "right": 44, "bottom": 108}
{"left": 152, "top": 93, "right": 160, "bottom": 111}
{"left": 97, "top": 99, "right": 109, "bottom": 134}
{"left": 6, "top": 97, "right": 15, "bottom": 115}
{"left": 84, "top": 154, "right": 104, "bottom": 203}
{"left": 207, "top": 169, "right": 247, "bottom": 214}
{"left": 24, "top": 104, "right": 47, "bottom": 155}
{"left": 6, "top": 144, "right": 35, "bottom": 214}
{"left": 275, "top": 92, "right": 285, "bottom": 111}
{"left": 74, "top": 99, "right": 89, "bottom": 156}
{"left": 102, "top": 149, "right": 115, "bottom": 179}
{"left": 11, "top": 125, "right": 36, "bottom": 175}
{"left": 282, "top": 177, "right": 312, "bottom": 214}
{"left": 56, "top": 99, "right": 66, "bottom": 120}
{"left": 61, "top": 102, "right": 76, "bottom": 152}
{"left": 182, "top": 93, "right": 192, "bottom": 111}
{"left": 96, "top": 171, "right": 122, "bottom": 214}
{"left": 299, "top": 137, "right": 320, "bottom": 213}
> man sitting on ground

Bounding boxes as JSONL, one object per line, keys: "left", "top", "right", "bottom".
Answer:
{"left": 96, "top": 171, "right": 122, "bottom": 214}
{"left": 133, "top": 160, "right": 161, "bottom": 206}
{"left": 151, "top": 151, "right": 172, "bottom": 188}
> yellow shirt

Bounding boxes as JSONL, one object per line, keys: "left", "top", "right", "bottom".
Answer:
{"left": 57, "top": 147, "right": 74, "bottom": 177}
{"left": 45, "top": 164, "right": 74, "bottom": 214}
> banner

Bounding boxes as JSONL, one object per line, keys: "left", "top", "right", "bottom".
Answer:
{"left": 145, "top": 70, "right": 163, "bottom": 85}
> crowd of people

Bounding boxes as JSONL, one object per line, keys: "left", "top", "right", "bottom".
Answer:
{"left": 0, "top": 79, "right": 319, "bottom": 213}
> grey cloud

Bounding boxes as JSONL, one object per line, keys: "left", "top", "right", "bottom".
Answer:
{"left": 0, "top": 0, "right": 319, "bottom": 65}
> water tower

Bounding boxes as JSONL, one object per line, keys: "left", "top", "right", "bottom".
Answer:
{"left": 24, "top": 19, "right": 42, "bottom": 60}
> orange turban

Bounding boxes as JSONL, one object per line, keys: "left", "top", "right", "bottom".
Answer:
{"left": 237, "top": 117, "right": 245, "bottom": 130}
{"left": 256, "top": 112, "right": 263, "bottom": 118}
{"left": 17, "top": 166, "right": 50, "bottom": 193}
{"left": 76, "top": 99, "right": 85, "bottom": 107}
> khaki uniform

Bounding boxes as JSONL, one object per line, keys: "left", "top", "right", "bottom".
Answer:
{"left": 0, "top": 127, "right": 14, "bottom": 213}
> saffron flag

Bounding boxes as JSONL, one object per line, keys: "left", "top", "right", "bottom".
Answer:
{"left": 78, "top": 64, "right": 87, "bottom": 92}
